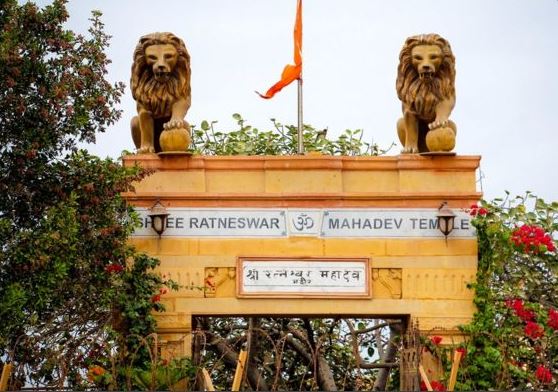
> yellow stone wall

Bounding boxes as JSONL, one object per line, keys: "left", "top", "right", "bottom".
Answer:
{"left": 123, "top": 154, "right": 481, "bottom": 356}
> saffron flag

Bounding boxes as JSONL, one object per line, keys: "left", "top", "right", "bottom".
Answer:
{"left": 257, "top": 0, "right": 302, "bottom": 99}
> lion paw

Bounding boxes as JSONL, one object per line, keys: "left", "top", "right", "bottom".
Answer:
{"left": 402, "top": 146, "right": 419, "bottom": 154}
{"left": 138, "top": 146, "right": 155, "bottom": 154}
{"left": 429, "top": 120, "right": 449, "bottom": 130}
{"left": 164, "top": 119, "right": 186, "bottom": 130}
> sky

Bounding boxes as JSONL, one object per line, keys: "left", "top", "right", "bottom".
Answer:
{"left": 36, "top": 0, "right": 558, "bottom": 202}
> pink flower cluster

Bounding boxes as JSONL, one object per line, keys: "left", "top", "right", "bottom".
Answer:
{"left": 511, "top": 224, "right": 556, "bottom": 254}
{"left": 151, "top": 287, "right": 169, "bottom": 303}
{"left": 151, "top": 294, "right": 161, "bottom": 303}
{"left": 505, "top": 298, "right": 535, "bottom": 322}
{"left": 506, "top": 299, "right": 544, "bottom": 339}
{"left": 469, "top": 204, "right": 488, "bottom": 216}
{"left": 430, "top": 335, "right": 443, "bottom": 345}
{"left": 548, "top": 308, "right": 558, "bottom": 330}
{"left": 535, "top": 365, "right": 552, "bottom": 384}
{"left": 524, "top": 321, "right": 544, "bottom": 339}
{"left": 505, "top": 298, "right": 558, "bottom": 384}
{"left": 420, "top": 380, "right": 446, "bottom": 391}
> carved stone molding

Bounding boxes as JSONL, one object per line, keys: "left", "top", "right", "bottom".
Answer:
{"left": 403, "top": 269, "right": 476, "bottom": 299}
{"left": 204, "top": 267, "right": 236, "bottom": 297}
{"left": 371, "top": 268, "right": 402, "bottom": 299}
{"left": 158, "top": 267, "right": 205, "bottom": 298}
{"left": 414, "top": 316, "right": 472, "bottom": 334}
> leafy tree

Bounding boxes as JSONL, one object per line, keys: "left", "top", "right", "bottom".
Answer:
{"left": 194, "top": 316, "right": 402, "bottom": 391}
{"left": 0, "top": 0, "right": 171, "bottom": 387}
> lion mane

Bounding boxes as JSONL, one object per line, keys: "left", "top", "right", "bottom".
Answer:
{"left": 131, "top": 32, "right": 191, "bottom": 118}
{"left": 396, "top": 33, "right": 455, "bottom": 121}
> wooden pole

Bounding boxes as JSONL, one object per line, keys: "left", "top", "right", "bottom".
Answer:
{"left": 231, "top": 349, "right": 248, "bottom": 391}
{"left": 0, "top": 363, "right": 13, "bottom": 392}
{"left": 201, "top": 368, "right": 215, "bottom": 391}
{"left": 418, "top": 365, "right": 433, "bottom": 391}
{"left": 447, "top": 350, "right": 463, "bottom": 391}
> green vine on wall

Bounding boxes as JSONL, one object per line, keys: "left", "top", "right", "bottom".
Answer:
{"left": 428, "top": 193, "right": 558, "bottom": 390}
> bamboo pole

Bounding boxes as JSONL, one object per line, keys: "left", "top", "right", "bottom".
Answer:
{"left": 201, "top": 368, "right": 215, "bottom": 391}
{"left": 447, "top": 350, "right": 463, "bottom": 391}
{"left": 231, "top": 349, "right": 248, "bottom": 391}
{"left": 418, "top": 365, "right": 433, "bottom": 391}
{"left": 0, "top": 363, "right": 13, "bottom": 392}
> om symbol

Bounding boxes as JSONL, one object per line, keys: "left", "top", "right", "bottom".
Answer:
{"left": 292, "top": 213, "right": 315, "bottom": 232}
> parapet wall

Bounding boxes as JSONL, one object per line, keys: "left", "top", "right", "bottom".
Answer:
{"left": 124, "top": 154, "right": 480, "bottom": 207}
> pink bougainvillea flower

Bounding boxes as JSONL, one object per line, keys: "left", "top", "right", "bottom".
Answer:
{"left": 516, "top": 306, "right": 535, "bottom": 322}
{"left": 430, "top": 380, "right": 446, "bottom": 391}
{"left": 535, "top": 365, "right": 553, "bottom": 383}
{"left": 505, "top": 298, "right": 521, "bottom": 309}
{"left": 511, "top": 224, "right": 556, "bottom": 254}
{"left": 469, "top": 204, "right": 479, "bottom": 216}
{"left": 151, "top": 294, "right": 161, "bottom": 303}
{"left": 456, "top": 347, "right": 467, "bottom": 359}
{"left": 430, "top": 335, "right": 443, "bottom": 345}
{"left": 525, "top": 321, "right": 544, "bottom": 339}
{"left": 421, "top": 380, "right": 446, "bottom": 392}
{"left": 505, "top": 298, "right": 535, "bottom": 321}
{"left": 548, "top": 308, "right": 558, "bottom": 330}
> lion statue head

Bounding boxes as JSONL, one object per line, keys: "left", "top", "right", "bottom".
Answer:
{"left": 396, "top": 33, "right": 455, "bottom": 121}
{"left": 131, "top": 32, "right": 191, "bottom": 119}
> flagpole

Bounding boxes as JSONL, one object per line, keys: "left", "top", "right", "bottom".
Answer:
{"left": 297, "top": 77, "right": 304, "bottom": 154}
{"left": 256, "top": 0, "right": 302, "bottom": 155}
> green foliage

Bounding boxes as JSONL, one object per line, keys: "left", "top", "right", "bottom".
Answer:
{"left": 191, "top": 113, "right": 394, "bottom": 156}
{"left": 0, "top": 1, "right": 175, "bottom": 388}
{"left": 453, "top": 193, "right": 558, "bottom": 390}
{"left": 128, "top": 357, "right": 197, "bottom": 391}
{"left": 85, "top": 357, "right": 196, "bottom": 391}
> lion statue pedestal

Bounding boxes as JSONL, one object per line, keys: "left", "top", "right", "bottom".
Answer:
{"left": 130, "top": 32, "right": 192, "bottom": 154}
{"left": 395, "top": 33, "right": 457, "bottom": 154}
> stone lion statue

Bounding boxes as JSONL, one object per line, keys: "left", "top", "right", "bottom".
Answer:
{"left": 130, "top": 32, "right": 191, "bottom": 153}
{"left": 396, "top": 33, "right": 456, "bottom": 153}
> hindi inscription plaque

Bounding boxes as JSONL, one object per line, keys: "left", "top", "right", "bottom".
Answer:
{"left": 237, "top": 257, "right": 370, "bottom": 298}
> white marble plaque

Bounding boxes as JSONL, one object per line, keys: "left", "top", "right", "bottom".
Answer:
{"left": 133, "top": 208, "right": 287, "bottom": 237}
{"left": 237, "top": 258, "right": 370, "bottom": 297}
{"left": 132, "top": 208, "right": 475, "bottom": 238}
{"left": 321, "top": 209, "right": 474, "bottom": 238}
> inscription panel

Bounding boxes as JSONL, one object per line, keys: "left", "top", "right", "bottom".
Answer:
{"left": 133, "top": 208, "right": 474, "bottom": 238}
{"left": 322, "top": 209, "right": 472, "bottom": 238}
{"left": 237, "top": 257, "right": 370, "bottom": 297}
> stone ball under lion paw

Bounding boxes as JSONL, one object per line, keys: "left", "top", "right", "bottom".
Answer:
{"left": 159, "top": 126, "right": 192, "bottom": 152}
{"left": 426, "top": 126, "right": 456, "bottom": 152}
